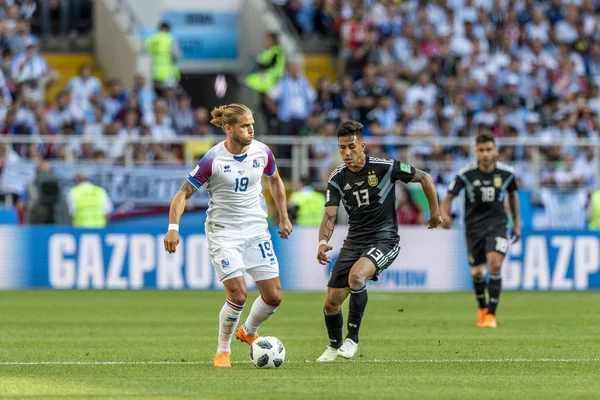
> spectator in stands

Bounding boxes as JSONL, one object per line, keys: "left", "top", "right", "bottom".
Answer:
{"left": 130, "top": 73, "right": 155, "bottom": 114}
{"left": 25, "top": 160, "right": 70, "bottom": 225}
{"left": 191, "top": 107, "right": 215, "bottom": 136}
{"left": 67, "top": 171, "right": 113, "bottom": 228}
{"left": 45, "top": 90, "right": 83, "bottom": 134}
{"left": 118, "top": 109, "right": 141, "bottom": 139}
{"left": 103, "top": 78, "right": 127, "bottom": 121}
{"left": 10, "top": 38, "right": 49, "bottom": 87}
{"left": 266, "top": 59, "right": 316, "bottom": 138}
{"left": 172, "top": 93, "right": 194, "bottom": 134}
{"left": 396, "top": 188, "right": 423, "bottom": 226}
{"left": 150, "top": 107, "right": 176, "bottom": 140}
{"left": 352, "top": 63, "right": 388, "bottom": 124}
{"left": 8, "top": 19, "right": 36, "bottom": 56}
{"left": 66, "top": 64, "right": 102, "bottom": 122}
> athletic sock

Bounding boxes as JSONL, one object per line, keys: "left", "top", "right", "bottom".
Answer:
{"left": 324, "top": 310, "right": 343, "bottom": 349}
{"left": 487, "top": 273, "right": 502, "bottom": 315}
{"left": 473, "top": 276, "right": 488, "bottom": 309}
{"left": 217, "top": 299, "right": 245, "bottom": 353}
{"left": 242, "top": 296, "right": 279, "bottom": 336}
{"left": 346, "top": 285, "right": 368, "bottom": 344}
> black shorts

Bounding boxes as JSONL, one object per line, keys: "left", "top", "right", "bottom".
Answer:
{"left": 466, "top": 225, "right": 509, "bottom": 266}
{"left": 328, "top": 241, "right": 400, "bottom": 288}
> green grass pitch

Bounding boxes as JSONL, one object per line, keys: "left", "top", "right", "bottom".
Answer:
{"left": 1, "top": 291, "right": 599, "bottom": 399}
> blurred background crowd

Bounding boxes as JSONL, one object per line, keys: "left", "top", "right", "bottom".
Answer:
{"left": 0, "top": 0, "right": 599, "bottom": 229}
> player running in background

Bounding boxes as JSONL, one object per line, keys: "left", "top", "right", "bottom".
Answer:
{"left": 316, "top": 120, "right": 443, "bottom": 362}
{"left": 163, "top": 103, "right": 293, "bottom": 367}
{"left": 440, "top": 133, "right": 520, "bottom": 329}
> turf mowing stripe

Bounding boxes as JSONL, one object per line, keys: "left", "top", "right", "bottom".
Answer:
{"left": 0, "top": 358, "right": 598, "bottom": 366}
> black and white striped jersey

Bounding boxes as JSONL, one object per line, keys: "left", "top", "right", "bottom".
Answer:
{"left": 448, "top": 162, "right": 518, "bottom": 232}
{"left": 325, "top": 156, "right": 416, "bottom": 243}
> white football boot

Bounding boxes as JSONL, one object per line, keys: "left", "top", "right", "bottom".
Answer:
{"left": 337, "top": 338, "right": 358, "bottom": 359}
{"left": 316, "top": 346, "right": 339, "bottom": 362}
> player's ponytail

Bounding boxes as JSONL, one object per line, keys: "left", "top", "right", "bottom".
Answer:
{"left": 210, "top": 103, "right": 253, "bottom": 131}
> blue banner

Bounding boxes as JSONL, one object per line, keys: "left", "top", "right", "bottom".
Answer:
{"left": 138, "top": 10, "right": 239, "bottom": 61}
{"left": 503, "top": 229, "right": 600, "bottom": 290}
{"left": 1, "top": 226, "right": 598, "bottom": 291}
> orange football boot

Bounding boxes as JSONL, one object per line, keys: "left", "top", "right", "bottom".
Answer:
{"left": 213, "top": 352, "right": 231, "bottom": 368}
{"left": 481, "top": 313, "right": 497, "bottom": 329}
{"left": 236, "top": 326, "right": 259, "bottom": 345}
{"left": 477, "top": 308, "right": 488, "bottom": 327}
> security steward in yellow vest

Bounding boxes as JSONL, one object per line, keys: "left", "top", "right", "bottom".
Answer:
{"left": 588, "top": 190, "right": 600, "bottom": 230}
{"left": 145, "top": 22, "right": 180, "bottom": 95}
{"left": 288, "top": 177, "right": 326, "bottom": 226}
{"left": 245, "top": 32, "right": 286, "bottom": 94}
{"left": 66, "top": 173, "right": 113, "bottom": 228}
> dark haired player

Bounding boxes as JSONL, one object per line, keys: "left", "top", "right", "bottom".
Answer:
{"left": 440, "top": 133, "right": 520, "bottom": 329}
{"left": 316, "top": 120, "right": 443, "bottom": 362}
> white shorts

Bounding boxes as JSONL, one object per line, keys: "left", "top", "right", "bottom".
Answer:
{"left": 206, "top": 222, "right": 280, "bottom": 282}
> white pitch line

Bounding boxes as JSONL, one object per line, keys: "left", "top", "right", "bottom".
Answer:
{"left": 0, "top": 358, "right": 598, "bottom": 366}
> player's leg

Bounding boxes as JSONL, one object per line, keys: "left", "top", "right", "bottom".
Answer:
{"left": 471, "top": 264, "right": 488, "bottom": 327}
{"left": 481, "top": 234, "right": 509, "bottom": 328}
{"left": 467, "top": 234, "right": 489, "bottom": 327}
{"left": 237, "top": 275, "right": 281, "bottom": 344}
{"left": 317, "top": 287, "right": 350, "bottom": 362}
{"left": 214, "top": 274, "right": 248, "bottom": 367}
{"left": 237, "top": 236, "right": 281, "bottom": 344}
{"left": 207, "top": 229, "right": 247, "bottom": 367}
{"left": 317, "top": 246, "right": 355, "bottom": 362}
{"left": 338, "top": 242, "right": 399, "bottom": 358}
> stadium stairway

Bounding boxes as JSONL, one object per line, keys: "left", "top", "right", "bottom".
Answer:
{"left": 304, "top": 54, "right": 337, "bottom": 87}
{"left": 42, "top": 53, "right": 107, "bottom": 104}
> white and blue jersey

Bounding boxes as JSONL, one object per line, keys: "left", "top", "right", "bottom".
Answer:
{"left": 186, "top": 140, "right": 279, "bottom": 282}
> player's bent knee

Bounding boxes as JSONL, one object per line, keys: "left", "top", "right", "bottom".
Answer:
{"left": 226, "top": 288, "right": 248, "bottom": 306}
{"left": 471, "top": 265, "right": 486, "bottom": 279}
{"left": 262, "top": 291, "right": 282, "bottom": 307}
{"left": 323, "top": 296, "right": 342, "bottom": 315}
{"left": 323, "top": 301, "right": 341, "bottom": 315}
{"left": 489, "top": 261, "right": 502, "bottom": 275}
{"left": 348, "top": 272, "right": 367, "bottom": 290}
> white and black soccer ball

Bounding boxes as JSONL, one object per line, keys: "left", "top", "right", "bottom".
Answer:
{"left": 249, "top": 336, "right": 286, "bottom": 369}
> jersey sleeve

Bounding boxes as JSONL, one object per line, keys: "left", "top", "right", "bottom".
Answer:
{"left": 187, "top": 152, "right": 214, "bottom": 189}
{"left": 507, "top": 173, "right": 518, "bottom": 193}
{"left": 263, "top": 145, "right": 277, "bottom": 177}
{"left": 391, "top": 160, "right": 416, "bottom": 183}
{"left": 448, "top": 174, "right": 464, "bottom": 196}
{"left": 325, "top": 174, "right": 343, "bottom": 207}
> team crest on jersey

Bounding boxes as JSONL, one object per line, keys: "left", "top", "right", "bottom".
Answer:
{"left": 252, "top": 159, "right": 260, "bottom": 168}
{"left": 221, "top": 259, "right": 230, "bottom": 269}
{"left": 367, "top": 170, "right": 378, "bottom": 187}
{"left": 493, "top": 174, "right": 502, "bottom": 188}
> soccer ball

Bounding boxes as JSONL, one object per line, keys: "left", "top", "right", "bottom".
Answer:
{"left": 249, "top": 336, "right": 286, "bottom": 369}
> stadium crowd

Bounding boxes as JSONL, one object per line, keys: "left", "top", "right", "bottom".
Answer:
{"left": 266, "top": 0, "right": 600, "bottom": 228}
{"left": 1, "top": 0, "right": 599, "bottom": 228}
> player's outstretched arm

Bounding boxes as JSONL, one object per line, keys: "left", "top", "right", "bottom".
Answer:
{"left": 440, "top": 193, "right": 454, "bottom": 229}
{"left": 268, "top": 170, "right": 293, "bottom": 239}
{"left": 508, "top": 191, "right": 521, "bottom": 243}
{"left": 164, "top": 181, "right": 197, "bottom": 253}
{"left": 317, "top": 206, "right": 338, "bottom": 265}
{"left": 411, "top": 169, "right": 443, "bottom": 229}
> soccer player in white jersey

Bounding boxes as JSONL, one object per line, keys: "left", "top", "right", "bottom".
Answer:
{"left": 163, "top": 103, "right": 293, "bottom": 368}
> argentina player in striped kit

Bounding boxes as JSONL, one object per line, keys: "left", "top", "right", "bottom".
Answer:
{"left": 164, "top": 103, "right": 293, "bottom": 367}
{"left": 316, "top": 120, "right": 443, "bottom": 361}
